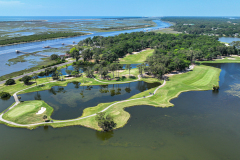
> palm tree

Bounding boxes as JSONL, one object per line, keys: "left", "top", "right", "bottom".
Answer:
{"left": 32, "top": 73, "right": 38, "bottom": 86}
{"left": 125, "top": 64, "right": 132, "bottom": 78}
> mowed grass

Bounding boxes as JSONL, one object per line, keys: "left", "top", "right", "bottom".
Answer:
{"left": 50, "top": 64, "right": 220, "bottom": 130}
{"left": 119, "top": 49, "right": 154, "bottom": 64}
{"left": 153, "top": 28, "right": 182, "bottom": 34}
{"left": 1, "top": 65, "right": 220, "bottom": 131}
{"left": 3, "top": 100, "right": 53, "bottom": 124}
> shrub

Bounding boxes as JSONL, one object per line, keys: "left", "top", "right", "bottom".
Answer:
{"left": 22, "top": 76, "right": 32, "bottom": 85}
{"left": 213, "top": 85, "right": 219, "bottom": 91}
{"left": 38, "top": 71, "right": 45, "bottom": 77}
{"left": 95, "top": 112, "right": 116, "bottom": 131}
{"left": 50, "top": 54, "right": 60, "bottom": 60}
{"left": 0, "top": 92, "right": 11, "bottom": 99}
{"left": 5, "top": 79, "right": 15, "bottom": 85}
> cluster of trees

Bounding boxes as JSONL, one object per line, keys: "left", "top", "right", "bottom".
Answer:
{"left": 73, "top": 32, "right": 239, "bottom": 79}
{"left": 95, "top": 112, "right": 116, "bottom": 131}
{"left": 76, "top": 32, "right": 238, "bottom": 64}
{"left": 0, "top": 32, "right": 86, "bottom": 45}
{"left": 161, "top": 17, "right": 240, "bottom": 37}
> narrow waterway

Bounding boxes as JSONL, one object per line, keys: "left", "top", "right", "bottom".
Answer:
{"left": 1, "top": 63, "right": 240, "bottom": 159}
{"left": 0, "top": 20, "right": 170, "bottom": 77}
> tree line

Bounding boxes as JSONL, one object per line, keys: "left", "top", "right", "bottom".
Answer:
{"left": 161, "top": 17, "right": 240, "bottom": 37}
{"left": 72, "top": 32, "right": 239, "bottom": 78}
{"left": 0, "top": 32, "right": 86, "bottom": 45}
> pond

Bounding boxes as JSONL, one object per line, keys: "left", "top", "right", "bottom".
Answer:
{"left": 19, "top": 81, "right": 160, "bottom": 120}
{"left": 1, "top": 63, "right": 240, "bottom": 159}
{"left": 219, "top": 37, "right": 240, "bottom": 43}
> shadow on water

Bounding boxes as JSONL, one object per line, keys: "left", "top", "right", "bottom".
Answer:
{"left": 18, "top": 81, "right": 160, "bottom": 120}
{"left": 96, "top": 131, "right": 114, "bottom": 141}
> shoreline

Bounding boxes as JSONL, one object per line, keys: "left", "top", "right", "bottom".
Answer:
{"left": 0, "top": 64, "right": 221, "bottom": 131}
{"left": 0, "top": 32, "right": 92, "bottom": 47}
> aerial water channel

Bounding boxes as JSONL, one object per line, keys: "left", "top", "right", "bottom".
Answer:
{"left": 0, "top": 20, "right": 170, "bottom": 77}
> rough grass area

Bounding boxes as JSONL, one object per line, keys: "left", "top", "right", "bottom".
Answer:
{"left": 119, "top": 49, "right": 154, "bottom": 64}
{"left": 199, "top": 56, "right": 240, "bottom": 63}
{"left": 3, "top": 101, "right": 53, "bottom": 124}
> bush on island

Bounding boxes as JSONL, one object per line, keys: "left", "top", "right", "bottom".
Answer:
{"left": 213, "top": 85, "right": 219, "bottom": 91}
{"left": 95, "top": 112, "right": 116, "bottom": 132}
{"left": 5, "top": 79, "right": 15, "bottom": 85}
{"left": 0, "top": 92, "right": 11, "bottom": 99}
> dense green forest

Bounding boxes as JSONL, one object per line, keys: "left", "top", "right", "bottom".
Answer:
{"left": 161, "top": 17, "right": 240, "bottom": 37}
{"left": 0, "top": 32, "right": 86, "bottom": 45}
{"left": 72, "top": 32, "right": 238, "bottom": 78}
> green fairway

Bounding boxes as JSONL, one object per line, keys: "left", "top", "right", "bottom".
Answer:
{"left": 1, "top": 65, "right": 221, "bottom": 131}
{"left": 119, "top": 49, "right": 154, "bottom": 64}
{"left": 3, "top": 101, "right": 53, "bottom": 124}
{"left": 153, "top": 28, "right": 182, "bottom": 34}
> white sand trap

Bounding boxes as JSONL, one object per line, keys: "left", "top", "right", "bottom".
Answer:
{"left": 36, "top": 107, "right": 46, "bottom": 115}
{"left": 228, "top": 58, "right": 236, "bottom": 60}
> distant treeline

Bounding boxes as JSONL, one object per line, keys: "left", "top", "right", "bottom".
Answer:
{"left": 75, "top": 32, "right": 238, "bottom": 78}
{"left": 101, "top": 24, "right": 153, "bottom": 31}
{"left": 161, "top": 17, "right": 240, "bottom": 37}
{"left": 0, "top": 32, "right": 87, "bottom": 45}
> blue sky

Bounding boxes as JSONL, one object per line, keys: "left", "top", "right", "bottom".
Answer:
{"left": 0, "top": 0, "right": 239, "bottom": 16}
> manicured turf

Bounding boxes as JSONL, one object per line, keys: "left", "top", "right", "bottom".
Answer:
{"left": 153, "top": 28, "right": 182, "bottom": 34}
{"left": 3, "top": 101, "right": 53, "bottom": 124}
{"left": 0, "top": 65, "right": 220, "bottom": 131}
{"left": 119, "top": 49, "right": 154, "bottom": 64}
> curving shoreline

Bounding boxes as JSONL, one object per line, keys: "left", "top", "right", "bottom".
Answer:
{"left": 0, "top": 75, "right": 165, "bottom": 128}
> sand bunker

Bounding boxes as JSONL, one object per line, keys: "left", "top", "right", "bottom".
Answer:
{"left": 228, "top": 58, "right": 236, "bottom": 60}
{"left": 36, "top": 107, "right": 46, "bottom": 115}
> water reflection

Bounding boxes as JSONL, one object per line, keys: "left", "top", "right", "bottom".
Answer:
{"left": 20, "top": 81, "right": 160, "bottom": 120}
{"left": 96, "top": 131, "right": 114, "bottom": 141}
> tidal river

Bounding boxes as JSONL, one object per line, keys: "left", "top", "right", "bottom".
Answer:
{"left": 0, "top": 20, "right": 170, "bottom": 77}
{"left": 1, "top": 63, "right": 240, "bottom": 159}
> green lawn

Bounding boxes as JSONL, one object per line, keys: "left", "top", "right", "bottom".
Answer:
{"left": 153, "top": 28, "right": 182, "bottom": 34}
{"left": 0, "top": 64, "right": 220, "bottom": 130}
{"left": 119, "top": 49, "right": 154, "bottom": 64}
{"left": 3, "top": 101, "right": 53, "bottom": 124}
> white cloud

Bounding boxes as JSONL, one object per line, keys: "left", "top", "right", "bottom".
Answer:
{"left": 0, "top": 1, "right": 24, "bottom": 6}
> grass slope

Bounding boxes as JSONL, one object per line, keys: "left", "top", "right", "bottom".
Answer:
{"left": 119, "top": 49, "right": 154, "bottom": 64}
{"left": 153, "top": 28, "right": 182, "bottom": 34}
{"left": 3, "top": 100, "right": 53, "bottom": 124}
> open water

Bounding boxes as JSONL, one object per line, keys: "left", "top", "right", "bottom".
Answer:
{"left": 1, "top": 63, "right": 240, "bottom": 159}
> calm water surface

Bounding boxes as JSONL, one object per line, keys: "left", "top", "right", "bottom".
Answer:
{"left": 219, "top": 37, "right": 240, "bottom": 43}
{"left": 1, "top": 63, "right": 240, "bottom": 159}
{"left": 19, "top": 81, "right": 160, "bottom": 120}
{"left": 0, "top": 19, "right": 170, "bottom": 77}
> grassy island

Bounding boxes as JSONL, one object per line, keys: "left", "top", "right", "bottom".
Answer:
{"left": 0, "top": 64, "right": 220, "bottom": 130}
{"left": 0, "top": 32, "right": 88, "bottom": 46}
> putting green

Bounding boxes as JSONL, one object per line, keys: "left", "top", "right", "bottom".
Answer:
{"left": 7, "top": 101, "right": 42, "bottom": 118}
